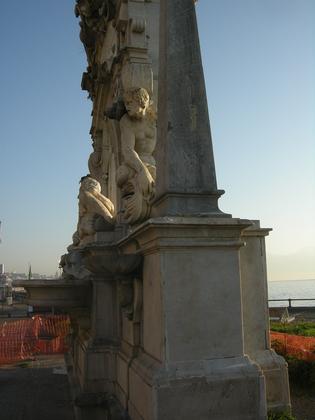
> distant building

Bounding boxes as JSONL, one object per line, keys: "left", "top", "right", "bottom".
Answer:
{"left": 8, "top": 272, "right": 50, "bottom": 280}
{"left": 0, "top": 264, "right": 13, "bottom": 304}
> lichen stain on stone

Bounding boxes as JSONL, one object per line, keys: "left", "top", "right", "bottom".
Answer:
{"left": 190, "top": 104, "right": 197, "bottom": 131}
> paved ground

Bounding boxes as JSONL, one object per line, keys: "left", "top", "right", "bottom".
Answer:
{"left": 0, "top": 355, "right": 75, "bottom": 420}
{"left": 1, "top": 354, "right": 314, "bottom": 420}
{"left": 292, "top": 390, "right": 315, "bottom": 420}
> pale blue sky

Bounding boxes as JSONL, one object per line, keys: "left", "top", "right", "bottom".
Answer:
{"left": 0, "top": 1, "right": 314, "bottom": 280}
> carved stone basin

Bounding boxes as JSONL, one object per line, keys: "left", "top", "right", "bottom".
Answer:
{"left": 82, "top": 243, "right": 142, "bottom": 276}
{"left": 13, "top": 278, "right": 91, "bottom": 309}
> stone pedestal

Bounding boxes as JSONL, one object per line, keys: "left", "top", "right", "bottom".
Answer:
{"left": 118, "top": 217, "right": 268, "bottom": 420}
{"left": 241, "top": 222, "right": 291, "bottom": 413}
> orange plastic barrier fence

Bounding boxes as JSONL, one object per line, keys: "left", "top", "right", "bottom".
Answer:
{"left": 0, "top": 315, "right": 70, "bottom": 364}
{"left": 271, "top": 331, "right": 315, "bottom": 361}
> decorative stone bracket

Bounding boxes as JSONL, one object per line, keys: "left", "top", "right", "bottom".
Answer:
{"left": 117, "top": 277, "right": 142, "bottom": 321}
{"left": 82, "top": 242, "right": 142, "bottom": 277}
{"left": 81, "top": 242, "right": 143, "bottom": 328}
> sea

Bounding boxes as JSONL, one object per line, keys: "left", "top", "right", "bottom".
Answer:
{"left": 268, "top": 279, "right": 315, "bottom": 307}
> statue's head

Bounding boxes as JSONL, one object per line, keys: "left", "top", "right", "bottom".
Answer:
{"left": 80, "top": 175, "right": 101, "bottom": 194}
{"left": 123, "top": 88, "right": 150, "bottom": 119}
{"left": 75, "top": 0, "right": 92, "bottom": 18}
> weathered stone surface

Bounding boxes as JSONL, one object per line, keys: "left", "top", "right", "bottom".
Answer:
{"left": 127, "top": 351, "right": 266, "bottom": 420}
{"left": 241, "top": 222, "right": 272, "bottom": 353}
{"left": 240, "top": 221, "right": 291, "bottom": 412}
{"left": 153, "top": 0, "right": 224, "bottom": 217}
{"left": 118, "top": 217, "right": 268, "bottom": 419}
{"left": 13, "top": 278, "right": 91, "bottom": 308}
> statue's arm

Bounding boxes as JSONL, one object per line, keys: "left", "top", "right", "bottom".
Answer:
{"left": 97, "top": 193, "right": 115, "bottom": 215}
{"left": 120, "top": 117, "right": 144, "bottom": 174}
{"left": 84, "top": 191, "right": 114, "bottom": 222}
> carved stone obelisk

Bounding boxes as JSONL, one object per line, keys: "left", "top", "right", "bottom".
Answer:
{"left": 153, "top": 0, "right": 223, "bottom": 216}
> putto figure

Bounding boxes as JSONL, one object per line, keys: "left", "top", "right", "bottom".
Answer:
{"left": 76, "top": 175, "right": 115, "bottom": 243}
{"left": 60, "top": 175, "right": 115, "bottom": 278}
{"left": 117, "top": 87, "right": 157, "bottom": 224}
{"left": 88, "top": 132, "right": 103, "bottom": 185}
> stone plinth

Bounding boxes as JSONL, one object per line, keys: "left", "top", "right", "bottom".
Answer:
{"left": 241, "top": 222, "right": 291, "bottom": 413}
{"left": 118, "top": 217, "right": 267, "bottom": 420}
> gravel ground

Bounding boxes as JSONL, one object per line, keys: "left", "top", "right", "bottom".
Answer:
{"left": 291, "top": 389, "right": 315, "bottom": 420}
{"left": 0, "top": 355, "right": 74, "bottom": 420}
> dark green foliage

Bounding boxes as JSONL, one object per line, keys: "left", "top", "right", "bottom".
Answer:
{"left": 286, "top": 356, "right": 315, "bottom": 390}
{"left": 16, "top": 361, "right": 31, "bottom": 368}
{"left": 271, "top": 339, "right": 315, "bottom": 391}
{"left": 267, "top": 411, "right": 295, "bottom": 420}
{"left": 270, "top": 331, "right": 315, "bottom": 391}
{"left": 270, "top": 321, "right": 315, "bottom": 337}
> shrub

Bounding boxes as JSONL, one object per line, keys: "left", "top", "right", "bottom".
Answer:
{"left": 267, "top": 411, "right": 295, "bottom": 420}
{"left": 270, "top": 322, "right": 315, "bottom": 337}
{"left": 286, "top": 356, "right": 315, "bottom": 390}
{"left": 271, "top": 338, "right": 286, "bottom": 357}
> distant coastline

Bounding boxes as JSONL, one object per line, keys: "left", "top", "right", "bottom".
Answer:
{"left": 268, "top": 279, "right": 315, "bottom": 308}
{"left": 268, "top": 278, "right": 315, "bottom": 282}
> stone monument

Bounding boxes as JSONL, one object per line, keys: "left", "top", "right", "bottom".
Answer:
{"left": 18, "top": 1, "right": 291, "bottom": 419}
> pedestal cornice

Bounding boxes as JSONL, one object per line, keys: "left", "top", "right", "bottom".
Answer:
{"left": 118, "top": 216, "right": 253, "bottom": 255}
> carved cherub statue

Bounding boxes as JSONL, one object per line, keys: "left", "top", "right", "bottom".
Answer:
{"left": 88, "top": 132, "right": 103, "bottom": 183}
{"left": 117, "top": 87, "right": 157, "bottom": 224}
{"left": 76, "top": 175, "right": 115, "bottom": 242}
{"left": 59, "top": 175, "right": 115, "bottom": 279}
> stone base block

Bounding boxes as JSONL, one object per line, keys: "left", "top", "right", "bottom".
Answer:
{"left": 73, "top": 337, "right": 117, "bottom": 394}
{"left": 254, "top": 350, "right": 291, "bottom": 413}
{"left": 66, "top": 352, "right": 127, "bottom": 420}
{"left": 128, "top": 353, "right": 267, "bottom": 420}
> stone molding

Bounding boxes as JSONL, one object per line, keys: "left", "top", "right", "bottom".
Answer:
{"left": 118, "top": 216, "right": 253, "bottom": 255}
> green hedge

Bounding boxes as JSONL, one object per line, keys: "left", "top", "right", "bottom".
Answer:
{"left": 270, "top": 321, "right": 315, "bottom": 337}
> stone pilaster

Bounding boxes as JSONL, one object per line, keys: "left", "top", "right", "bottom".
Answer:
{"left": 240, "top": 222, "right": 291, "bottom": 413}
